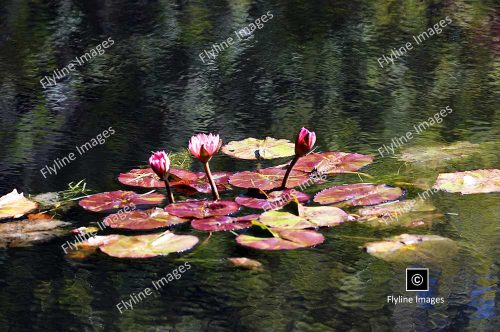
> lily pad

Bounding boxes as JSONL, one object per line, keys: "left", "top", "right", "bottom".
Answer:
{"left": 103, "top": 208, "right": 189, "bottom": 230}
{"left": 79, "top": 191, "right": 165, "bottom": 212}
{"left": 236, "top": 229, "right": 324, "bottom": 250}
{"left": 191, "top": 214, "right": 258, "bottom": 231}
{"left": 357, "top": 199, "right": 441, "bottom": 227}
{"left": 293, "top": 152, "right": 373, "bottom": 174}
{"left": 235, "top": 189, "right": 309, "bottom": 210}
{"left": 363, "top": 234, "right": 457, "bottom": 262}
{"left": 118, "top": 168, "right": 198, "bottom": 188}
{"left": 258, "top": 210, "right": 312, "bottom": 229}
{"left": 229, "top": 168, "right": 309, "bottom": 190}
{"left": 0, "top": 189, "right": 38, "bottom": 220}
{"left": 433, "top": 169, "right": 500, "bottom": 194}
{"left": 400, "top": 141, "right": 480, "bottom": 164}
{"left": 172, "top": 171, "right": 232, "bottom": 194}
{"left": 228, "top": 257, "right": 263, "bottom": 270}
{"left": 314, "top": 183, "right": 403, "bottom": 206}
{"left": 99, "top": 231, "right": 199, "bottom": 258}
{"left": 222, "top": 137, "right": 295, "bottom": 160}
{"left": 296, "top": 204, "right": 350, "bottom": 227}
{"left": 165, "top": 200, "right": 239, "bottom": 219}
{"left": 0, "top": 218, "right": 70, "bottom": 247}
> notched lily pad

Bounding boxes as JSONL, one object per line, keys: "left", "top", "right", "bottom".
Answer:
{"left": 433, "top": 169, "right": 500, "bottom": 194}
{"left": 229, "top": 168, "right": 309, "bottom": 190}
{"left": 79, "top": 191, "right": 165, "bottom": 212}
{"left": 0, "top": 218, "right": 70, "bottom": 247}
{"left": 98, "top": 231, "right": 199, "bottom": 258}
{"left": 191, "top": 215, "right": 258, "bottom": 232}
{"left": 293, "top": 152, "right": 373, "bottom": 174}
{"left": 235, "top": 189, "right": 309, "bottom": 210}
{"left": 222, "top": 137, "right": 295, "bottom": 160}
{"left": 314, "top": 183, "right": 403, "bottom": 206}
{"left": 228, "top": 257, "right": 263, "bottom": 270}
{"left": 103, "top": 208, "right": 189, "bottom": 230}
{"left": 0, "top": 189, "right": 38, "bottom": 220}
{"left": 363, "top": 233, "right": 457, "bottom": 262}
{"left": 165, "top": 200, "right": 239, "bottom": 219}
{"left": 236, "top": 229, "right": 324, "bottom": 250}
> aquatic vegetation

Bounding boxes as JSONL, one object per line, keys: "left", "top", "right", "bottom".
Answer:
{"left": 433, "top": 169, "right": 500, "bottom": 194}
{"left": 79, "top": 190, "right": 165, "bottom": 212}
{"left": 0, "top": 218, "right": 69, "bottom": 247}
{"left": 0, "top": 189, "right": 38, "bottom": 220}
{"left": 222, "top": 137, "right": 295, "bottom": 160}
{"left": 280, "top": 127, "right": 316, "bottom": 189}
{"left": 103, "top": 208, "right": 189, "bottom": 230}
{"left": 228, "top": 257, "right": 263, "bottom": 270}
{"left": 313, "top": 183, "right": 403, "bottom": 206}
{"left": 149, "top": 151, "right": 175, "bottom": 203}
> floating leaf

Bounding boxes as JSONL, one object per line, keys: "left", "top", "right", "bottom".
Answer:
{"left": 296, "top": 204, "right": 349, "bottom": 227}
{"left": 0, "top": 218, "right": 69, "bottom": 247}
{"left": 257, "top": 210, "right": 312, "bottom": 229}
{"left": 103, "top": 208, "right": 189, "bottom": 230}
{"left": 0, "top": 189, "right": 38, "bottom": 220}
{"left": 314, "top": 183, "right": 403, "bottom": 206}
{"left": 79, "top": 191, "right": 165, "bottom": 212}
{"left": 235, "top": 189, "right": 309, "bottom": 210}
{"left": 172, "top": 172, "right": 232, "bottom": 194}
{"left": 98, "top": 231, "right": 199, "bottom": 258}
{"left": 71, "top": 226, "right": 100, "bottom": 234}
{"left": 229, "top": 168, "right": 309, "bottom": 190}
{"left": 363, "top": 234, "right": 457, "bottom": 262}
{"left": 400, "top": 141, "right": 480, "bottom": 164}
{"left": 222, "top": 137, "right": 295, "bottom": 160}
{"left": 165, "top": 200, "right": 239, "bottom": 219}
{"left": 357, "top": 199, "right": 441, "bottom": 227}
{"left": 228, "top": 257, "right": 263, "bottom": 270}
{"left": 236, "top": 229, "right": 324, "bottom": 250}
{"left": 191, "top": 215, "right": 258, "bottom": 232}
{"left": 293, "top": 152, "right": 373, "bottom": 174}
{"left": 118, "top": 168, "right": 198, "bottom": 188}
{"left": 433, "top": 169, "right": 500, "bottom": 194}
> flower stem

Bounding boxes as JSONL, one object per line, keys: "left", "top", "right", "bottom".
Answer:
{"left": 280, "top": 156, "right": 299, "bottom": 190}
{"left": 204, "top": 162, "right": 220, "bottom": 200}
{"left": 163, "top": 178, "right": 175, "bottom": 204}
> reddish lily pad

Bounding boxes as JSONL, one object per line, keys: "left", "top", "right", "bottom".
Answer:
{"left": 103, "top": 208, "right": 189, "bottom": 230}
{"left": 293, "top": 152, "right": 373, "bottom": 174}
{"left": 191, "top": 214, "right": 259, "bottom": 232}
{"left": 99, "top": 231, "right": 199, "bottom": 258}
{"left": 118, "top": 168, "right": 198, "bottom": 188}
{"left": 79, "top": 191, "right": 165, "bottom": 212}
{"left": 229, "top": 168, "right": 309, "bottom": 190}
{"left": 236, "top": 229, "right": 324, "bottom": 250}
{"left": 363, "top": 234, "right": 457, "bottom": 262}
{"left": 228, "top": 257, "right": 263, "bottom": 270}
{"left": 314, "top": 183, "right": 403, "bottom": 206}
{"left": 433, "top": 169, "right": 500, "bottom": 194}
{"left": 172, "top": 172, "right": 232, "bottom": 194}
{"left": 0, "top": 189, "right": 38, "bottom": 220}
{"left": 235, "top": 189, "right": 309, "bottom": 210}
{"left": 222, "top": 137, "right": 295, "bottom": 160}
{"left": 165, "top": 200, "right": 239, "bottom": 219}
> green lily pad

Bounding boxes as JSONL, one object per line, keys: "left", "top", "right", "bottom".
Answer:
{"left": 293, "top": 152, "right": 373, "bottom": 174}
{"left": 258, "top": 210, "right": 313, "bottom": 229}
{"left": 99, "top": 231, "right": 199, "bottom": 258}
{"left": 79, "top": 191, "right": 165, "bottom": 212}
{"left": 433, "top": 169, "right": 500, "bottom": 194}
{"left": 103, "top": 208, "right": 189, "bottom": 230}
{"left": 165, "top": 200, "right": 239, "bottom": 218}
{"left": 222, "top": 137, "right": 295, "bottom": 160}
{"left": 0, "top": 189, "right": 38, "bottom": 220}
{"left": 314, "top": 183, "right": 403, "bottom": 206}
{"left": 236, "top": 229, "right": 324, "bottom": 250}
{"left": 229, "top": 168, "right": 309, "bottom": 190}
{"left": 363, "top": 234, "right": 457, "bottom": 262}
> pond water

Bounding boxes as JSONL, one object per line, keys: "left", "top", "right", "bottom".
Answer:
{"left": 0, "top": 1, "right": 499, "bottom": 331}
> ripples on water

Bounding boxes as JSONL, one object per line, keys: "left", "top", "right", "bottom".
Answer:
{"left": 0, "top": 1, "right": 498, "bottom": 331}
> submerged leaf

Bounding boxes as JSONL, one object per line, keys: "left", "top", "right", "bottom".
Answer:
{"left": 99, "top": 231, "right": 199, "bottom": 258}
{"left": 79, "top": 191, "right": 165, "bottom": 212}
{"left": 103, "top": 208, "right": 189, "bottom": 230}
{"left": 400, "top": 141, "right": 480, "bottom": 164}
{"left": 314, "top": 183, "right": 403, "bottom": 206}
{"left": 235, "top": 189, "right": 309, "bottom": 210}
{"left": 229, "top": 168, "right": 309, "bottom": 190}
{"left": 0, "top": 218, "right": 69, "bottom": 247}
{"left": 363, "top": 234, "right": 457, "bottom": 262}
{"left": 222, "top": 137, "right": 295, "bottom": 160}
{"left": 228, "top": 257, "right": 263, "bottom": 270}
{"left": 165, "top": 200, "right": 239, "bottom": 219}
{"left": 0, "top": 189, "right": 38, "bottom": 220}
{"left": 236, "top": 229, "right": 324, "bottom": 250}
{"left": 293, "top": 152, "right": 373, "bottom": 174}
{"left": 191, "top": 215, "right": 258, "bottom": 232}
{"left": 433, "top": 169, "right": 500, "bottom": 194}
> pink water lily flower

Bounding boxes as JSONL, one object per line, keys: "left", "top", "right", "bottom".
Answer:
{"left": 295, "top": 127, "right": 316, "bottom": 157}
{"left": 148, "top": 151, "right": 175, "bottom": 204}
{"left": 188, "top": 133, "right": 222, "bottom": 163}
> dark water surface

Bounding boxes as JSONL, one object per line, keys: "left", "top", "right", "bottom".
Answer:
{"left": 0, "top": 1, "right": 499, "bottom": 331}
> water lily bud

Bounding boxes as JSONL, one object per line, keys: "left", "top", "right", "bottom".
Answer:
{"left": 148, "top": 151, "right": 170, "bottom": 180}
{"left": 188, "top": 133, "right": 222, "bottom": 163}
{"left": 295, "top": 127, "right": 316, "bottom": 157}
